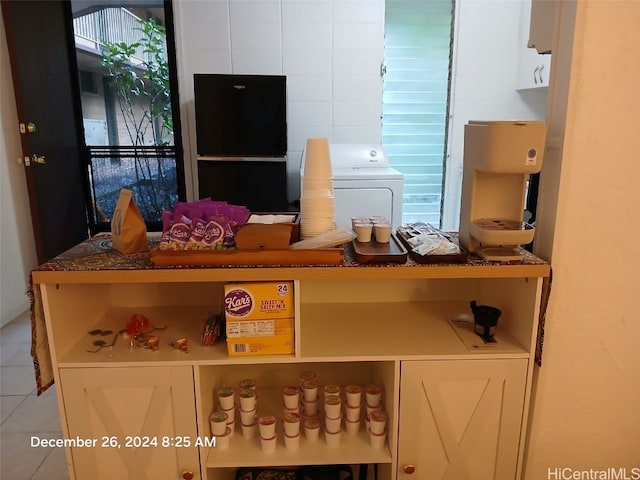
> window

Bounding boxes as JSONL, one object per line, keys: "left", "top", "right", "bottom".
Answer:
{"left": 383, "top": 0, "right": 454, "bottom": 227}
{"left": 79, "top": 70, "right": 98, "bottom": 94}
{"left": 72, "top": 1, "right": 184, "bottom": 231}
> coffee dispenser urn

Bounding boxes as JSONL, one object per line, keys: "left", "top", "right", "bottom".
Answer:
{"left": 459, "top": 121, "right": 547, "bottom": 261}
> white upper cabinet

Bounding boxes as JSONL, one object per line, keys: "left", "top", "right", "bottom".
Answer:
{"left": 528, "top": 0, "right": 556, "bottom": 54}
{"left": 517, "top": 0, "right": 552, "bottom": 90}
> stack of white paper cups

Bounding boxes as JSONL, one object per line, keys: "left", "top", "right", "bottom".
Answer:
{"left": 301, "top": 138, "right": 336, "bottom": 239}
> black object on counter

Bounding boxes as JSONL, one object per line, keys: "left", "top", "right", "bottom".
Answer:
{"left": 470, "top": 300, "right": 502, "bottom": 338}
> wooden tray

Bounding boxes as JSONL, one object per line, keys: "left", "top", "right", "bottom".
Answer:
{"left": 395, "top": 224, "right": 468, "bottom": 264}
{"left": 352, "top": 233, "right": 408, "bottom": 264}
{"left": 150, "top": 247, "right": 344, "bottom": 267}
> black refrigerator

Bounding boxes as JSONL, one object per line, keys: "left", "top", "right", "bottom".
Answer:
{"left": 194, "top": 74, "right": 289, "bottom": 212}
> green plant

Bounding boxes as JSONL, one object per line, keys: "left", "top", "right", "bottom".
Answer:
{"left": 100, "top": 16, "right": 175, "bottom": 220}
{"left": 101, "top": 17, "right": 172, "bottom": 147}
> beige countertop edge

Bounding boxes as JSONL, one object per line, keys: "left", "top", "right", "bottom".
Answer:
{"left": 32, "top": 262, "right": 550, "bottom": 284}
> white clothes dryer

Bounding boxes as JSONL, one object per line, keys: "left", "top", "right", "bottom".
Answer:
{"left": 301, "top": 143, "right": 404, "bottom": 229}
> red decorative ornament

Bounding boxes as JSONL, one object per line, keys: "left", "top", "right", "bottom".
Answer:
{"left": 126, "top": 313, "right": 150, "bottom": 336}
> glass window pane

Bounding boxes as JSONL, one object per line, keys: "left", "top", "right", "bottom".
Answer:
{"left": 88, "top": 148, "right": 179, "bottom": 224}
{"left": 73, "top": 4, "right": 173, "bottom": 147}
{"left": 72, "top": 1, "right": 180, "bottom": 228}
{"left": 383, "top": 0, "right": 454, "bottom": 227}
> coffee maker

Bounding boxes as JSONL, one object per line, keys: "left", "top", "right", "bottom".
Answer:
{"left": 459, "top": 121, "right": 547, "bottom": 261}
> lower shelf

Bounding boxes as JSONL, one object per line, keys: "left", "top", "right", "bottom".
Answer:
{"left": 206, "top": 425, "right": 392, "bottom": 468}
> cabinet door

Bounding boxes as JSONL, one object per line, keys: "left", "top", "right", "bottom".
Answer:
{"left": 60, "top": 366, "right": 200, "bottom": 480}
{"left": 517, "top": 0, "right": 552, "bottom": 89}
{"left": 517, "top": 52, "right": 551, "bottom": 89}
{"left": 528, "top": 0, "right": 556, "bottom": 54}
{"left": 397, "top": 359, "right": 527, "bottom": 480}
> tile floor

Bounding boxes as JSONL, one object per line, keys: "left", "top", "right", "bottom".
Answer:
{"left": 1, "top": 311, "right": 69, "bottom": 479}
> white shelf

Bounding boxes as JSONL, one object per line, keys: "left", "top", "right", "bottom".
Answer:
{"left": 206, "top": 426, "right": 391, "bottom": 468}
{"left": 57, "top": 306, "right": 295, "bottom": 367}
{"left": 57, "top": 301, "right": 528, "bottom": 367}
{"left": 203, "top": 375, "right": 393, "bottom": 468}
{"left": 299, "top": 301, "right": 528, "bottom": 359}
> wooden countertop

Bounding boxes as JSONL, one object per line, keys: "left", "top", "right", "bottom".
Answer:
{"left": 31, "top": 233, "right": 550, "bottom": 285}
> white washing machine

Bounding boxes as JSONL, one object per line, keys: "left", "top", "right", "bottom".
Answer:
{"left": 301, "top": 143, "right": 404, "bottom": 229}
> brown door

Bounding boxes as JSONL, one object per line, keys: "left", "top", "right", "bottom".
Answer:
{"left": 2, "top": 0, "right": 89, "bottom": 264}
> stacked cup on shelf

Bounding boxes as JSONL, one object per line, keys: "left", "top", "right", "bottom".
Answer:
{"left": 212, "top": 386, "right": 236, "bottom": 449}
{"left": 283, "top": 385, "right": 300, "bottom": 412}
{"left": 344, "top": 384, "right": 362, "bottom": 435}
{"left": 323, "top": 384, "right": 342, "bottom": 446}
{"left": 257, "top": 414, "right": 277, "bottom": 453}
{"left": 238, "top": 379, "right": 258, "bottom": 440}
{"left": 300, "top": 371, "right": 320, "bottom": 418}
{"left": 300, "top": 138, "right": 336, "bottom": 239}
{"left": 299, "top": 371, "right": 321, "bottom": 442}
{"left": 365, "top": 384, "right": 387, "bottom": 449}
{"left": 211, "top": 373, "right": 387, "bottom": 453}
{"left": 208, "top": 410, "right": 230, "bottom": 449}
{"left": 282, "top": 386, "right": 301, "bottom": 450}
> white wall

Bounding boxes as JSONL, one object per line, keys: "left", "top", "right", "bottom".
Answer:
{"left": 524, "top": 0, "right": 640, "bottom": 474}
{"left": 442, "top": 0, "right": 548, "bottom": 230}
{"left": 173, "top": 0, "right": 384, "bottom": 204}
{"left": 0, "top": 14, "right": 38, "bottom": 327}
{"left": 173, "top": 0, "right": 543, "bottom": 215}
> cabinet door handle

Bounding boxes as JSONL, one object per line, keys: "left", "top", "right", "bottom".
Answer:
{"left": 403, "top": 465, "right": 416, "bottom": 475}
{"left": 538, "top": 64, "right": 545, "bottom": 84}
{"left": 181, "top": 471, "right": 195, "bottom": 480}
{"left": 533, "top": 65, "right": 540, "bottom": 84}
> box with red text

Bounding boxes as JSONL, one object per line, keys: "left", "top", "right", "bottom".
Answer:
{"left": 223, "top": 282, "right": 294, "bottom": 321}
{"left": 223, "top": 282, "right": 294, "bottom": 356}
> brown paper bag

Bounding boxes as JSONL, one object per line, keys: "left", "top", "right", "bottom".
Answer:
{"left": 111, "top": 188, "right": 148, "bottom": 253}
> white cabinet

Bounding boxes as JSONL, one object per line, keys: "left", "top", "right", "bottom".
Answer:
{"left": 397, "top": 359, "right": 527, "bottom": 480}
{"left": 528, "top": 0, "right": 557, "bottom": 54}
{"left": 60, "top": 366, "right": 200, "bottom": 480}
{"left": 518, "top": 0, "right": 552, "bottom": 89}
{"left": 34, "top": 254, "right": 549, "bottom": 480}
{"left": 517, "top": 52, "right": 551, "bottom": 89}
